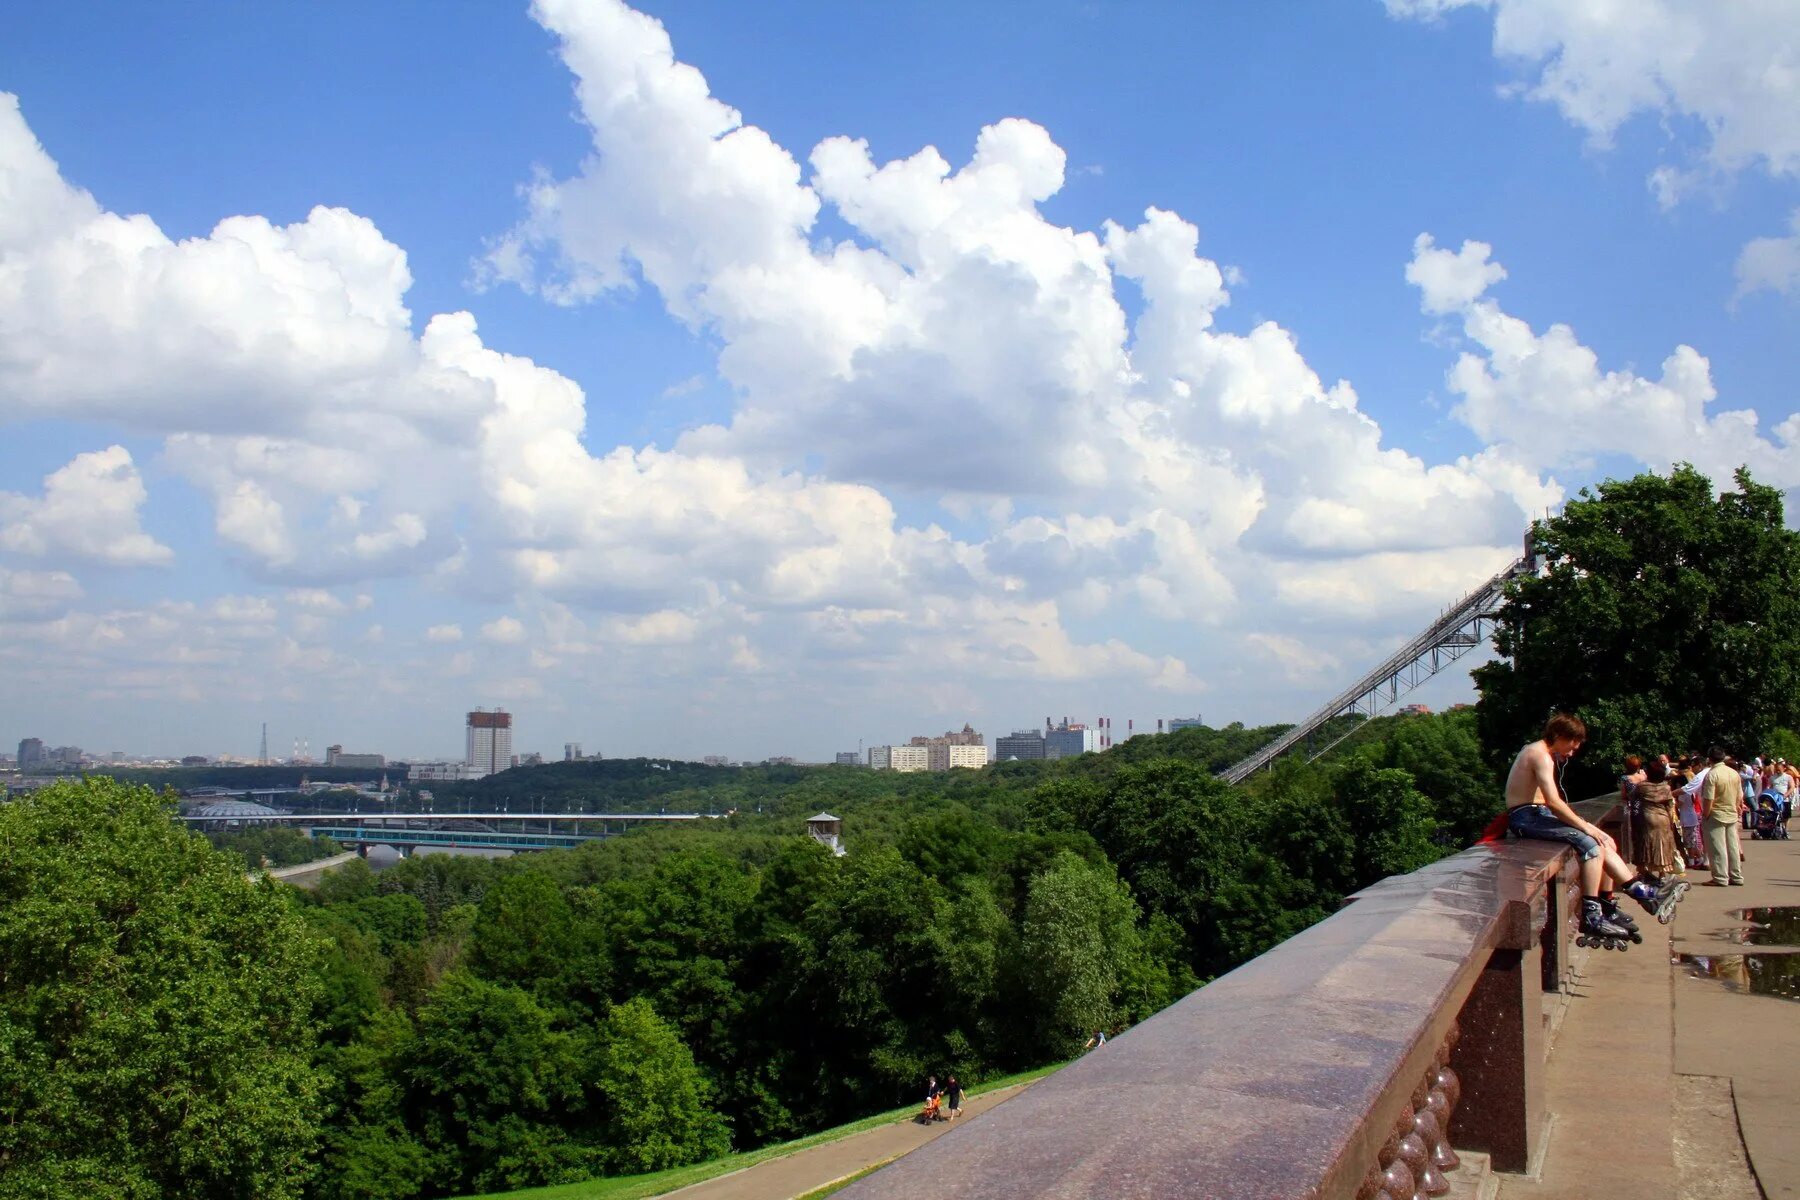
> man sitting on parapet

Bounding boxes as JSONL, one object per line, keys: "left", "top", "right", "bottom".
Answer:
{"left": 1505, "top": 713, "right": 1683, "bottom": 948}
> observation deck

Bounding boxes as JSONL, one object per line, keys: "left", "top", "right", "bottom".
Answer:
{"left": 837, "top": 800, "right": 1795, "bottom": 1200}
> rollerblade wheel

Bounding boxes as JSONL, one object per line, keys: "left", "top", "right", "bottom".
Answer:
{"left": 1630, "top": 931, "right": 1643, "bottom": 944}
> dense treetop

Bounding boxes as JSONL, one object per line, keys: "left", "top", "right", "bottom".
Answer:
{"left": 1475, "top": 464, "right": 1800, "bottom": 795}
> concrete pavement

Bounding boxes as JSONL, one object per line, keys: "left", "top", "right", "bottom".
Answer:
{"left": 1672, "top": 831, "right": 1800, "bottom": 1199}
{"left": 1498, "top": 831, "right": 1797, "bottom": 1200}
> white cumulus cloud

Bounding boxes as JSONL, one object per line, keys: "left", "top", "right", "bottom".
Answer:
{"left": 1384, "top": 0, "right": 1800, "bottom": 188}
{"left": 481, "top": 616, "right": 526, "bottom": 644}
{"left": 1735, "top": 208, "right": 1800, "bottom": 300}
{"left": 0, "top": 446, "right": 171, "bottom": 566}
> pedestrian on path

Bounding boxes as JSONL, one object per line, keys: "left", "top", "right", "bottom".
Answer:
{"left": 1701, "top": 748, "right": 1747, "bottom": 886}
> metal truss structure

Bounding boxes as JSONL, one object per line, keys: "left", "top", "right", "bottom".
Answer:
{"left": 1217, "top": 554, "right": 1531, "bottom": 785}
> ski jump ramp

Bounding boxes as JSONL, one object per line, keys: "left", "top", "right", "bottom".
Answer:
{"left": 1217, "top": 552, "right": 1533, "bottom": 785}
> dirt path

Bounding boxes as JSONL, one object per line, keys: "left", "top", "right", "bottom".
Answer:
{"left": 655, "top": 1084, "right": 1035, "bottom": 1200}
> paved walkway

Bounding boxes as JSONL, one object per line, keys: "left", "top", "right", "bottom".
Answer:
{"left": 1499, "top": 831, "right": 1798, "bottom": 1200}
{"left": 655, "top": 1084, "right": 1035, "bottom": 1200}
{"left": 1671, "top": 831, "right": 1800, "bottom": 1199}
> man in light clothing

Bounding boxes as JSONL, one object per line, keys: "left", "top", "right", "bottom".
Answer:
{"left": 1701, "top": 748, "right": 1747, "bottom": 886}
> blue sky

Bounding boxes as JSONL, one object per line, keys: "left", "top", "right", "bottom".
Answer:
{"left": 1, "top": 1, "right": 1795, "bottom": 761}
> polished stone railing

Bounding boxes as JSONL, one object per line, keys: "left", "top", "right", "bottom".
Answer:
{"left": 839, "top": 806, "right": 1610, "bottom": 1200}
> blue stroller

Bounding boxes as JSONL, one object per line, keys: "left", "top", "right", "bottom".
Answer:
{"left": 1753, "top": 793, "right": 1789, "bottom": 840}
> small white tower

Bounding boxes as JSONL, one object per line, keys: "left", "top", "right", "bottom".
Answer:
{"left": 806, "top": 812, "right": 847, "bottom": 857}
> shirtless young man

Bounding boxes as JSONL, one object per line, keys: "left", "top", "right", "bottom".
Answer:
{"left": 1505, "top": 713, "right": 1680, "bottom": 942}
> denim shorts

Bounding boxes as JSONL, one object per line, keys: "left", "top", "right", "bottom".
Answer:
{"left": 1507, "top": 804, "right": 1600, "bottom": 862}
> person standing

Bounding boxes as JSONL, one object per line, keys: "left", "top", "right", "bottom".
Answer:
{"left": 944, "top": 1075, "right": 963, "bottom": 1122}
{"left": 1676, "top": 756, "right": 1707, "bottom": 871}
{"left": 1740, "top": 759, "right": 1759, "bottom": 830}
{"left": 1701, "top": 749, "right": 1747, "bottom": 886}
{"left": 1631, "top": 760, "right": 1682, "bottom": 880}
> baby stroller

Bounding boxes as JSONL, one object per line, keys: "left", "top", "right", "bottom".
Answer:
{"left": 1754, "top": 794, "right": 1789, "bottom": 840}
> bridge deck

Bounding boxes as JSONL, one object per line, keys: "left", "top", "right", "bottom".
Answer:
{"left": 306, "top": 827, "right": 599, "bottom": 851}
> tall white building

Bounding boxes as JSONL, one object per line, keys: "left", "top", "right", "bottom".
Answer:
{"left": 887, "top": 745, "right": 930, "bottom": 772}
{"left": 465, "top": 709, "right": 513, "bottom": 778}
{"left": 947, "top": 744, "right": 989, "bottom": 769}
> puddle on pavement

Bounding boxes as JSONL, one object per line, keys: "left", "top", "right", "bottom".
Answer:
{"left": 1674, "top": 952, "right": 1800, "bottom": 1003}
{"left": 1721, "top": 906, "right": 1800, "bottom": 946}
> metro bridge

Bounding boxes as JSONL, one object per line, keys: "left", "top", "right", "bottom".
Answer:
{"left": 181, "top": 811, "right": 713, "bottom": 855}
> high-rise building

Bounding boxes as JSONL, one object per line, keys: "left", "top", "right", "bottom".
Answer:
{"left": 867, "top": 745, "right": 892, "bottom": 769}
{"left": 909, "top": 724, "right": 985, "bottom": 770}
{"left": 1044, "top": 721, "right": 1097, "bottom": 760}
{"left": 834, "top": 751, "right": 861, "bottom": 766}
{"left": 17, "top": 738, "right": 45, "bottom": 769}
{"left": 995, "top": 730, "right": 1046, "bottom": 761}
{"left": 564, "top": 742, "right": 583, "bottom": 761}
{"left": 947, "top": 744, "right": 989, "bottom": 769}
{"left": 1168, "top": 715, "right": 1205, "bottom": 732}
{"left": 465, "top": 709, "right": 513, "bottom": 778}
{"left": 887, "top": 745, "right": 929, "bottom": 772}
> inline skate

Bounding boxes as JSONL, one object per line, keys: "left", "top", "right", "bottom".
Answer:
{"left": 1575, "top": 898, "right": 1634, "bottom": 950}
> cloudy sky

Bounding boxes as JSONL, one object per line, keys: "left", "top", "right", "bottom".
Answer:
{"left": 1, "top": 1, "right": 1796, "bottom": 762}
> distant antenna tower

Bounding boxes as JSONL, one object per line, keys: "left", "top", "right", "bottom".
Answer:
{"left": 292, "top": 737, "right": 300, "bottom": 763}
{"left": 260, "top": 722, "right": 268, "bottom": 766}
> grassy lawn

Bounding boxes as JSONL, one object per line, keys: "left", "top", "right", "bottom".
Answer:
{"left": 458, "top": 1063, "right": 1063, "bottom": 1200}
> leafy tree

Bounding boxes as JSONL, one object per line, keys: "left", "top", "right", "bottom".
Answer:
{"left": 589, "top": 998, "right": 731, "bottom": 1173}
{"left": 1331, "top": 762, "right": 1442, "bottom": 884}
{"left": 404, "top": 973, "right": 598, "bottom": 1195}
{"left": 0, "top": 778, "right": 324, "bottom": 1198}
{"left": 315, "top": 855, "right": 379, "bottom": 904}
{"left": 469, "top": 872, "right": 576, "bottom": 986}
{"left": 210, "top": 826, "right": 343, "bottom": 869}
{"left": 1351, "top": 710, "right": 1496, "bottom": 844}
{"left": 1012, "top": 852, "right": 1143, "bottom": 1054}
{"left": 313, "top": 1011, "right": 438, "bottom": 1200}
{"left": 341, "top": 892, "right": 429, "bottom": 954}
{"left": 1475, "top": 465, "right": 1800, "bottom": 795}
{"left": 1766, "top": 728, "right": 1800, "bottom": 764}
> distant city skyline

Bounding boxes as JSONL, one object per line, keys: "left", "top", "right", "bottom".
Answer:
{"left": 2, "top": 2, "right": 1794, "bottom": 760}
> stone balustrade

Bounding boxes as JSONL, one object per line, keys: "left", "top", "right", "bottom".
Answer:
{"left": 838, "top": 804, "right": 1612, "bottom": 1200}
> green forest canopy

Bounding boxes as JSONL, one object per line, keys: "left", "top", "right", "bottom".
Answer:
{"left": 13, "top": 712, "right": 1475, "bottom": 1200}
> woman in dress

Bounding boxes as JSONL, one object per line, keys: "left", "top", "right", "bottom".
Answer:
{"left": 1631, "top": 758, "right": 1681, "bottom": 879}
{"left": 1619, "top": 754, "right": 1646, "bottom": 866}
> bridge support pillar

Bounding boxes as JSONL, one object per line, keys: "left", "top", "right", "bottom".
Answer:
{"left": 355, "top": 843, "right": 369, "bottom": 859}
{"left": 1449, "top": 944, "right": 1547, "bottom": 1174}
